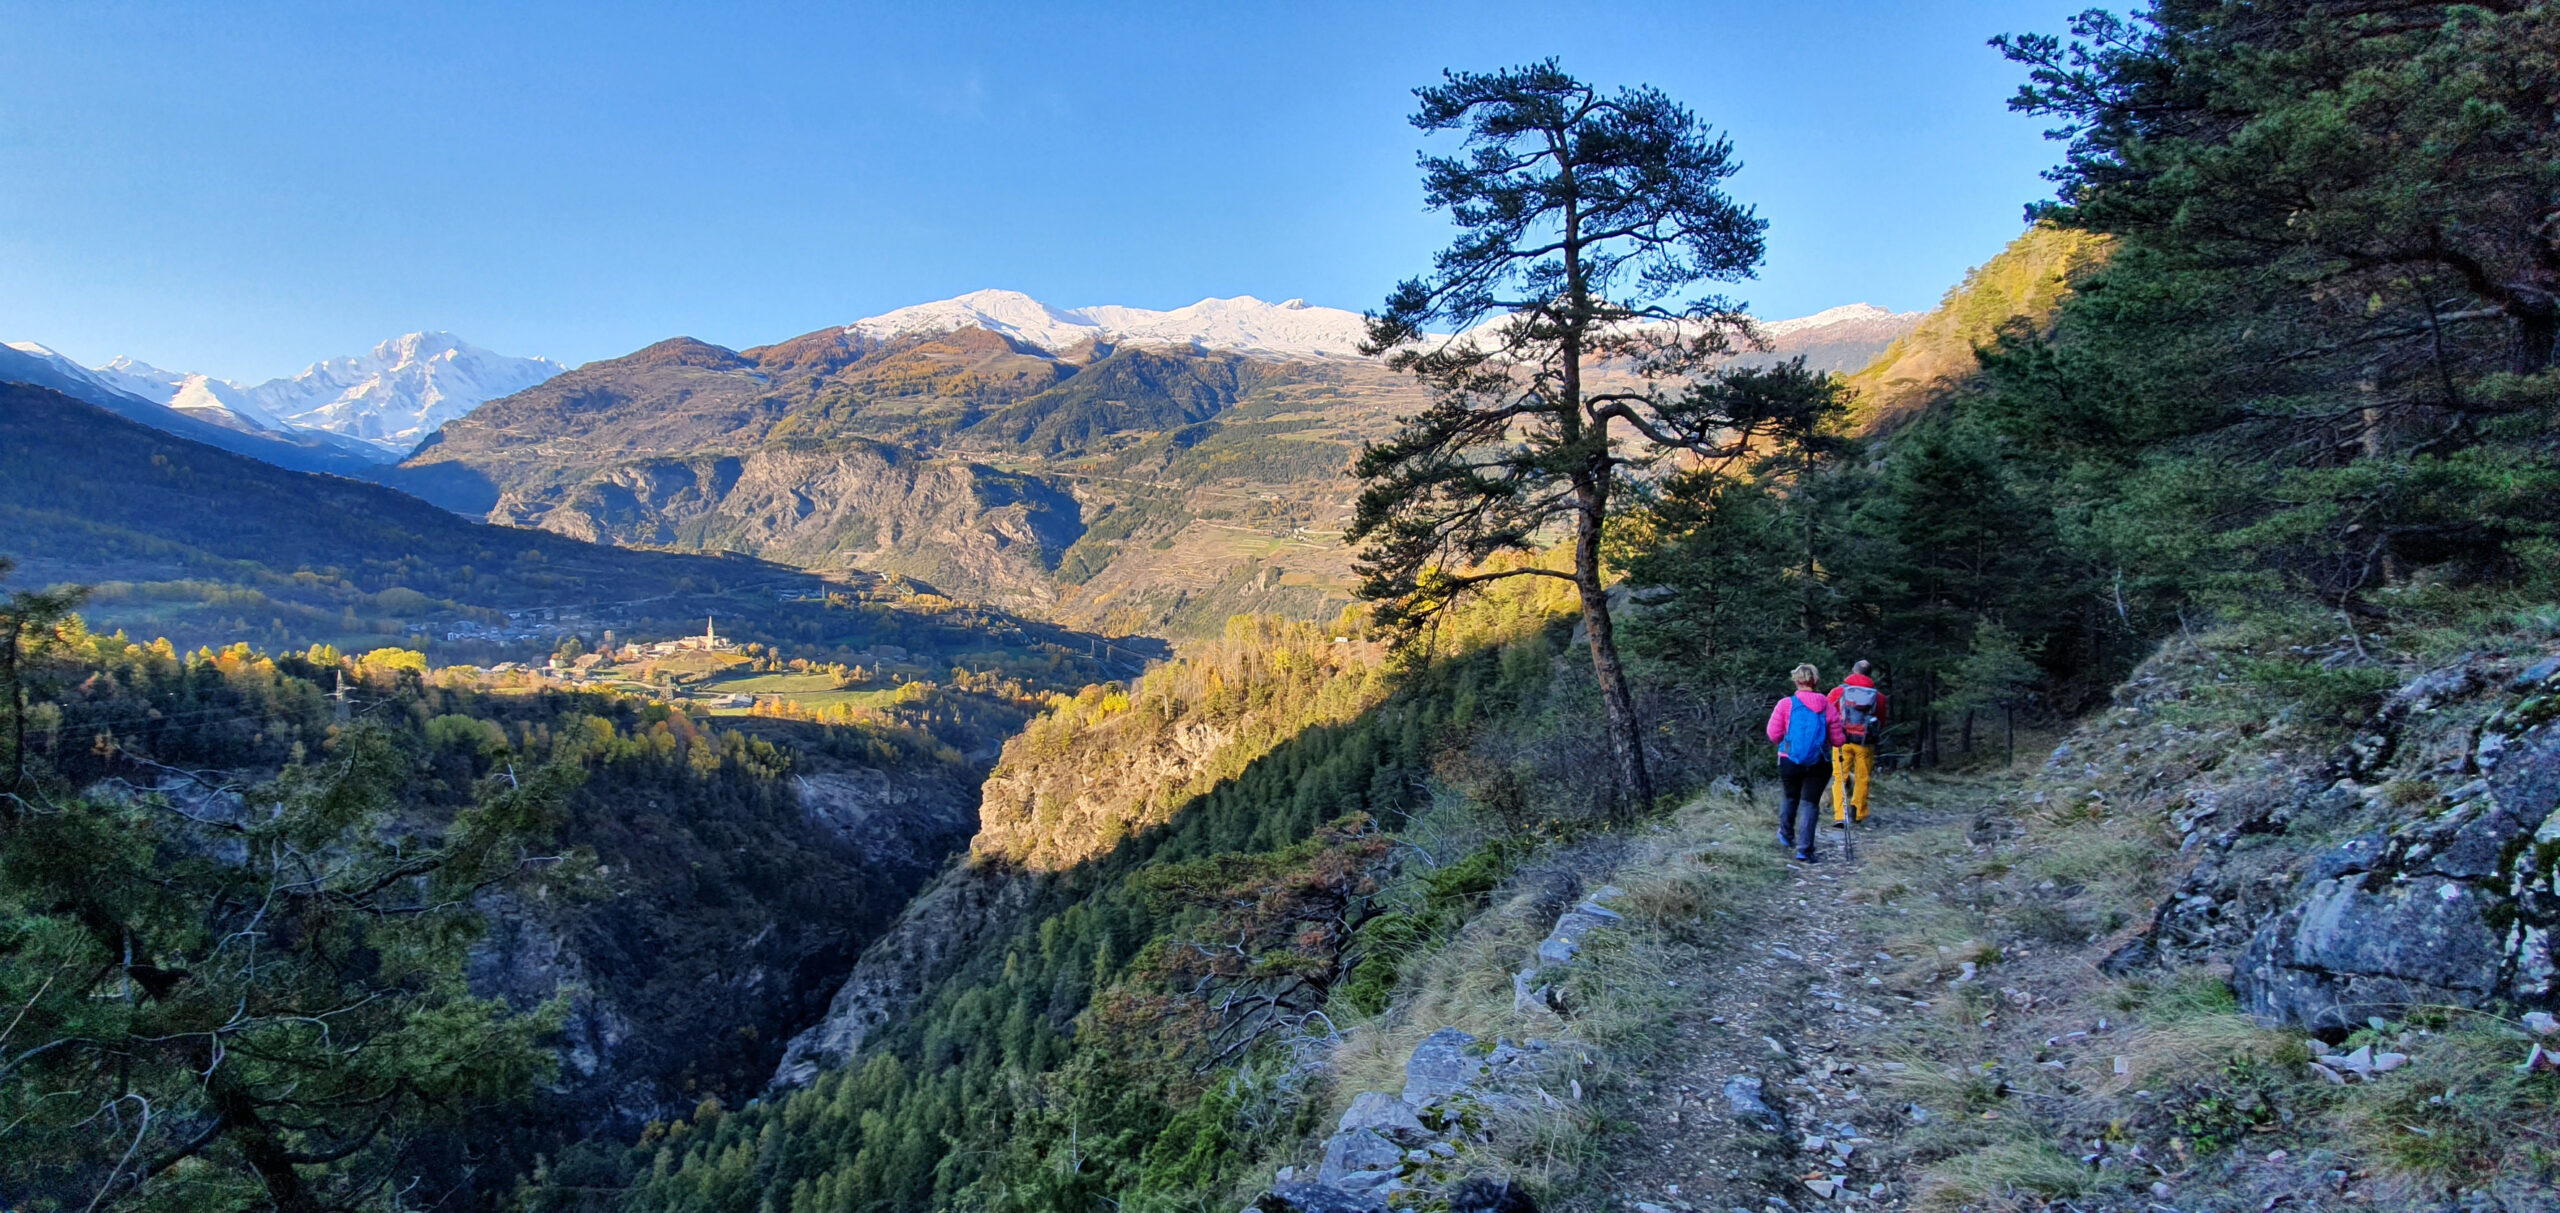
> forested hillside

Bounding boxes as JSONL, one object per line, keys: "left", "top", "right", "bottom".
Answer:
{"left": 582, "top": 577, "right": 1614, "bottom": 1213}
{"left": 0, "top": 610, "right": 1029, "bottom": 1210}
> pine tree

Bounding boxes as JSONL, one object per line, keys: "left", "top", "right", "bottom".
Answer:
{"left": 1354, "top": 60, "right": 1768, "bottom": 812}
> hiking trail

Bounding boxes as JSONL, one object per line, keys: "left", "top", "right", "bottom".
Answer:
{"left": 1598, "top": 784, "right": 1970, "bottom": 1213}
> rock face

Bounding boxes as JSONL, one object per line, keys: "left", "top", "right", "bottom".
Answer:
{"left": 2234, "top": 706, "right": 2560, "bottom": 1028}
{"left": 467, "top": 749, "right": 980, "bottom": 1127}
{"left": 2090, "top": 647, "right": 2560, "bottom": 1032}
{"left": 772, "top": 861, "right": 1036, "bottom": 1087}
{"left": 494, "top": 446, "right": 1086, "bottom": 610}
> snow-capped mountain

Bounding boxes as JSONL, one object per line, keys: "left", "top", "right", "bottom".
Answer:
{"left": 4, "top": 340, "right": 117, "bottom": 397}
{"left": 246, "top": 333, "right": 565, "bottom": 452}
{"left": 92, "top": 357, "right": 292, "bottom": 434}
{"left": 848, "top": 290, "right": 1918, "bottom": 364}
{"left": 850, "top": 290, "right": 1375, "bottom": 358}
{"left": 83, "top": 333, "right": 566, "bottom": 455}
{"left": 1756, "top": 302, "right": 1915, "bottom": 339}
{"left": 1, "top": 339, "right": 389, "bottom": 476}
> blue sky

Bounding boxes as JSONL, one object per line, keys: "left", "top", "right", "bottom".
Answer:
{"left": 0, "top": 1, "right": 2091, "bottom": 382}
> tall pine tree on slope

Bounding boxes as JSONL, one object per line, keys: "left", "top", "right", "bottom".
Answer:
{"left": 1352, "top": 61, "right": 1768, "bottom": 813}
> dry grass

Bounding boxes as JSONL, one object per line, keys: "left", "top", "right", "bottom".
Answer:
{"left": 2097, "top": 971, "right": 2298, "bottom": 1086}
{"left": 2335, "top": 1011, "right": 2560, "bottom": 1188}
{"left": 1308, "top": 793, "right": 1783, "bottom": 1203}
{"left": 1915, "top": 1139, "right": 2098, "bottom": 1212}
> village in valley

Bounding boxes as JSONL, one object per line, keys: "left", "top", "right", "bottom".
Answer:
{"left": 460, "top": 614, "right": 937, "bottom": 718}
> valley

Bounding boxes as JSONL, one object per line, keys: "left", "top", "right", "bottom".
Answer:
{"left": 7, "top": 9, "right": 2559, "bottom": 1213}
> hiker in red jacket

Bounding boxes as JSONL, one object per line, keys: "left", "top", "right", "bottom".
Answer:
{"left": 1829, "top": 660, "right": 1888, "bottom": 826}
{"left": 1765, "top": 663, "right": 1846, "bottom": 862}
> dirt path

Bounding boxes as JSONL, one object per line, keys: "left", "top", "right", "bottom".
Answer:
{"left": 1600, "top": 790, "right": 1969, "bottom": 1213}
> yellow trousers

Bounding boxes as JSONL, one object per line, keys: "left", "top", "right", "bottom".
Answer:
{"left": 1832, "top": 743, "right": 1874, "bottom": 822}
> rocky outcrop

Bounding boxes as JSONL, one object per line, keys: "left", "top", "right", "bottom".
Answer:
{"left": 1257, "top": 1028, "right": 1559, "bottom": 1213}
{"left": 794, "top": 768, "right": 978, "bottom": 873}
{"left": 1259, "top": 891, "right": 1632, "bottom": 1213}
{"left": 1511, "top": 885, "right": 1625, "bottom": 1012}
{"left": 2087, "top": 646, "right": 2560, "bottom": 1032}
{"left": 501, "top": 446, "right": 1085, "bottom": 610}
{"left": 2234, "top": 689, "right": 2560, "bottom": 1028}
{"left": 772, "top": 860, "right": 1037, "bottom": 1087}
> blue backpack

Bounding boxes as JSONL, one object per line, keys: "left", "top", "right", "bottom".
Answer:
{"left": 1779, "top": 694, "right": 1829, "bottom": 764}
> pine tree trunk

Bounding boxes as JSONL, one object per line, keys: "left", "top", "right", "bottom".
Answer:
{"left": 1575, "top": 496, "right": 1650, "bottom": 816}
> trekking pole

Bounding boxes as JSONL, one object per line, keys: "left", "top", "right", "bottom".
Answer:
{"left": 1840, "top": 753, "right": 1856, "bottom": 867}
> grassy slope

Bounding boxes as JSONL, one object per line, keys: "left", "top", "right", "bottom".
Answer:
{"left": 1342, "top": 610, "right": 2560, "bottom": 1213}
{"left": 1843, "top": 225, "right": 2109, "bottom": 431}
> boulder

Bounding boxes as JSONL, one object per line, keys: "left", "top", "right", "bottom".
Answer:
{"left": 1317, "top": 1129, "right": 1403, "bottom": 1186}
{"left": 1402, "top": 1028, "right": 1483, "bottom": 1105}
{"left": 1337, "top": 1090, "right": 1433, "bottom": 1147}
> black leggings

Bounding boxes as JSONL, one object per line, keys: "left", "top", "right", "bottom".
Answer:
{"left": 1779, "top": 757, "right": 1832, "bottom": 852}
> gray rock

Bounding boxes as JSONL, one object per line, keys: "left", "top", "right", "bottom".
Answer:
{"left": 2237, "top": 873, "right": 2506, "bottom": 1029}
{"left": 1318, "top": 1130, "right": 1404, "bottom": 1186}
{"left": 1256, "top": 1181, "right": 1385, "bottom": 1213}
{"left": 1337, "top": 1090, "right": 1433, "bottom": 1146}
{"left": 1332, "top": 1170, "right": 1399, "bottom": 1198}
{"left": 2511, "top": 656, "right": 2560, "bottom": 690}
{"left": 1536, "top": 909, "right": 1618, "bottom": 965}
{"left": 1402, "top": 1027, "right": 1482, "bottom": 1105}
{"left": 1723, "top": 1073, "right": 1784, "bottom": 1133}
{"left": 2389, "top": 660, "right": 2481, "bottom": 715}
{"left": 2305, "top": 832, "right": 2389, "bottom": 883}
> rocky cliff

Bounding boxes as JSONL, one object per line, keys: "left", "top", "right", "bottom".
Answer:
{"left": 2064, "top": 637, "right": 2558, "bottom": 1033}
{"left": 468, "top": 743, "right": 983, "bottom": 1128}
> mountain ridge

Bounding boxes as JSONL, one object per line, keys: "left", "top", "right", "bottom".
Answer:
{"left": 843, "top": 289, "right": 1922, "bottom": 364}
{"left": 83, "top": 331, "right": 567, "bottom": 456}
{"left": 383, "top": 297, "right": 1921, "bottom": 634}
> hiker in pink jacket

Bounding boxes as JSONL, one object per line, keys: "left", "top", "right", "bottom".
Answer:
{"left": 1765, "top": 663, "right": 1846, "bottom": 862}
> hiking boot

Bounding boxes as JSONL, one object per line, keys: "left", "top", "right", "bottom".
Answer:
{"left": 1792, "top": 850, "right": 1818, "bottom": 864}
{"left": 1778, "top": 830, "right": 1796, "bottom": 850}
